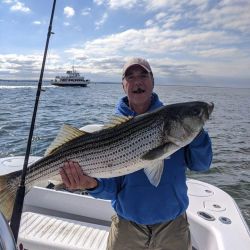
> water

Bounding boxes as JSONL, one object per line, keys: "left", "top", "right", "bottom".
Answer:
{"left": 0, "top": 81, "right": 250, "bottom": 227}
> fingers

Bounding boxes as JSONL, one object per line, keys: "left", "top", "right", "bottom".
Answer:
{"left": 59, "top": 160, "right": 98, "bottom": 190}
{"left": 59, "top": 161, "right": 82, "bottom": 189}
{"left": 75, "top": 162, "right": 84, "bottom": 177}
{"left": 69, "top": 161, "right": 81, "bottom": 185}
{"left": 59, "top": 167, "right": 70, "bottom": 188}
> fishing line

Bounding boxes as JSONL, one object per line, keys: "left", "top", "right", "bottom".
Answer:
{"left": 9, "top": 0, "right": 57, "bottom": 242}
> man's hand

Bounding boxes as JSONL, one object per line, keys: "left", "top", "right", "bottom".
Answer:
{"left": 59, "top": 161, "right": 98, "bottom": 190}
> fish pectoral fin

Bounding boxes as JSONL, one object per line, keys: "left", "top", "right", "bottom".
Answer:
{"left": 144, "top": 161, "right": 164, "bottom": 187}
{"left": 45, "top": 124, "right": 86, "bottom": 156}
{"left": 142, "top": 143, "right": 174, "bottom": 160}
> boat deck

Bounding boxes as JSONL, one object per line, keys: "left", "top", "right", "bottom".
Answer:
{"left": 19, "top": 212, "right": 109, "bottom": 250}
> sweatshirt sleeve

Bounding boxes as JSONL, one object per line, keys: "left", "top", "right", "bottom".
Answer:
{"left": 185, "top": 129, "right": 213, "bottom": 171}
{"left": 87, "top": 177, "right": 123, "bottom": 200}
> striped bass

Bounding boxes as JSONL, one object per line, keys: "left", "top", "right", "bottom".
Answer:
{"left": 0, "top": 101, "right": 214, "bottom": 220}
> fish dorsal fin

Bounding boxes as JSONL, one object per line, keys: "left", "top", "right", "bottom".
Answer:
{"left": 45, "top": 124, "right": 86, "bottom": 156}
{"left": 103, "top": 115, "right": 133, "bottom": 129}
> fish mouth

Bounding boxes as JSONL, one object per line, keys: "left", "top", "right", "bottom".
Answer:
{"left": 207, "top": 102, "right": 214, "bottom": 115}
{"left": 202, "top": 102, "right": 214, "bottom": 121}
{"left": 133, "top": 88, "right": 145, "bottom": 94}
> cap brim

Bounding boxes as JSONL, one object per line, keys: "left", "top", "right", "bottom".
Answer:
{"left": 123, "top": 63, "right": 151, "bottom": 77}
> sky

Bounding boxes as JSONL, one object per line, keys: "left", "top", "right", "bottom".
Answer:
{"left": 0, "top": 0, "right": 250, "bottom": 87}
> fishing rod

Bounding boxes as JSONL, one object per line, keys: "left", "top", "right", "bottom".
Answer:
{"left": 10, "top": 0, "right": 57, "bottom": 242}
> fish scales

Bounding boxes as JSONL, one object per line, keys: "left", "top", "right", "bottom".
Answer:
{"left": 3, "top": 118, "right": 141, "bottom": 191}
{"left": 81, "top": 121, "right": 163, "bottom": 177}
{"left": 90, "top": 120, "right": 160, "bottom": 163}
{"left": 26, "top": 112, "right": 164, "bottom": 185}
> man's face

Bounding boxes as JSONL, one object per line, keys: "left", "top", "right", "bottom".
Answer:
{"left": 122, "top": 65, "right": 154, "bottom": 109}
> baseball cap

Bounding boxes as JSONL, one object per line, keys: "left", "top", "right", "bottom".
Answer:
{"left": 122, "top": 57, "right": 152, "bottom": 78}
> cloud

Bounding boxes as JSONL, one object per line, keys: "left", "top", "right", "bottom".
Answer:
{"left": 0, "top": 54, "right": 42, "bottom": 78}
{"left": 93, "top": 0, "right": 105, "bottom": 5}
{"left": 93, "top": 0, "right": 250, "bottom": 35}
{"left": 33, "top": 21, "right": 41, "bottom": 25}
{"left": 64, "top": 6, "right": 75, "bottom": 18}
{"left": 81, "top": 7, "right": 91, "bottom": 16}
{"left": 145, "top": 12, "right": 181, "bottom": 29}
{"left": 2, "top": 0, "right": 13, "bottom": 3}
{"left": 93, "top": 0, "right": 140, "bottom": 9}
{"left": 92, "top": 0, "right": 182, "bottom": 11}
{"left": 95, "top": 12, "right": 108, "bottom": 29}
{"left": 0, "top": 53, "right": 60, "bottom": 79}
{"left": 193, "top": 48, "right": 243, "bottom": 59}
{"left": 108, "top": 0, "right": 139, "bottom": 9}
{"left": 145, "top": 19, "right": 154, "bottom": 27}
{"left": 195, "top": 1, "right": 250, "bottom": 34}
{"left": 155, "top": 12, "right": 167, "bottom": 21}
{"left": 145, "top": 0, "right": 171, "bottom": 11}
{"left": 5, "top": 0, "right": 31, "bottom": 13}
{"left": 80, "top": 27, "right": 235, "bottom": 57}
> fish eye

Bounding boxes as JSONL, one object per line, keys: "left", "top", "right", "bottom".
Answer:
{"left": 192, "top": 107, "right": 201, "bottom": 116}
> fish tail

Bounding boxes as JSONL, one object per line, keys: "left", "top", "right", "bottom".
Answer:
{"left": 0, "top": 173, "right": 20, "bottom": 221}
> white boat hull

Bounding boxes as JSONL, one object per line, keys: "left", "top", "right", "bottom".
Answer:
{"left": 51, "top": 82, "right": 89, "bottom": 87}
{"left": 14, "top": 179, "right": 249, "bottom": 250}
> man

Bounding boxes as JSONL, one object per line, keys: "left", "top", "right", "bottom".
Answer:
{"left": 60, "top": 57, "right": 213, "bottom": 250}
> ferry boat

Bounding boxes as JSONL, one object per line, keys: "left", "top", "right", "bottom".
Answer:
{"left": 51, "top": 67, "right": 90, "bottom": 87}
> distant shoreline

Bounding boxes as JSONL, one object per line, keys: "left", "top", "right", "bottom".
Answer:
{"left": 0, "top": 79, "right": 249, "bottom": 89}
{"left": 0, "top": 79, "right": 50, "bottom": 82}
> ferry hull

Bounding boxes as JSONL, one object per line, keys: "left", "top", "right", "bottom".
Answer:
{"left": 51, "top": 82, "right": 88, "bottom": 87}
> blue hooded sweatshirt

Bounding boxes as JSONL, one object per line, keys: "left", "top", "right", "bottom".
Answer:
{"left": 88, "top": 93, "right": 213, "bottom": 225}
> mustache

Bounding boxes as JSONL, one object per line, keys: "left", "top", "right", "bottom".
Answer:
{"left": 132, "top": 88, "right": 145, "bottom": 93}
